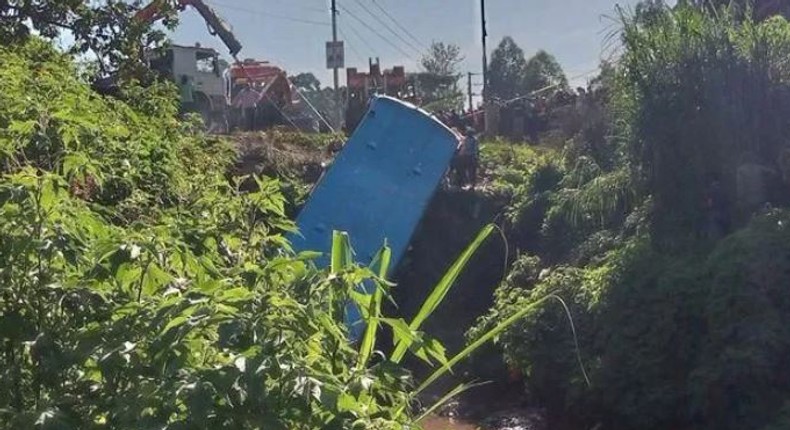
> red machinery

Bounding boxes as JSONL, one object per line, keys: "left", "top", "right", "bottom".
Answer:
{"left": 225, "top": 59, "right": 293, "bottom": 128}
{"left": 345, "top": 58, "right": 410, "bottom": 133}
{"left": 134, "top": 0, "right": 242, "bottom": 57}
{"left": 134, "top": 0, "right": 294, "bottom": 130}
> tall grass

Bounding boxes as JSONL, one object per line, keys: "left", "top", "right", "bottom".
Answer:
{"left": 617, "top": 3, "right": 790, "bottom": 246}
{"left": 329, "top": 225, "right": 590, "bottom": 425}
{"left": 390, "top": 224, "right": 496, "bottom": 364}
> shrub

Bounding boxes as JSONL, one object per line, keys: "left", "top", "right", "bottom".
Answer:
{"left": 0, "top": 39, "right": 414, "bottom": 430}
{"left": 620, "top": 5, "right": 790, "bottom": 248}
{"left": 480, "top": 7, "right": 790, "bottom": 430}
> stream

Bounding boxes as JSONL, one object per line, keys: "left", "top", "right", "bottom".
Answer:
{"left": 421, "top": 416, "right": 480, "bottom": 430}
{"left": 420, "top": 407, "right": 547, "bottom": 430}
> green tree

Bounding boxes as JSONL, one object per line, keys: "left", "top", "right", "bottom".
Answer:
{"left": 523, "top": 50, "right": 568, "bottom": 94}
{"left": 292, "top": 72, "right": 322, "bottom": 93}
{"left": 488, "top": 36, "right": 528, "bottom": 100}
{"left": 412, "top": 41, "right": 464, "bottom": 111}
{"left": 421, "top": 41, "right": 464, "bottom": 76}
{"left": 304, "top": 86, "right": 347, "bottom": 125}
{"left": 489, "top": 37, "right": 567, "bottom": 100}
{"left": 289, "top": 73, "right": 343, "bottom": 126}
{"left": 0, "top": 0, "right": 177, "bottom": 78}
{"left": 633, "top": 0, "right": 669, "bottom": 25}
{"left": 689, "top": 0, "right": 790, "bottom": 20}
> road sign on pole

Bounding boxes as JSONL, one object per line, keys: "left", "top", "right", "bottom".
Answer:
{"left": 326, "top": 41, "right": 345, "bottom": 69}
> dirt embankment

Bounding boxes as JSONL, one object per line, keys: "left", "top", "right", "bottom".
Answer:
{"left": 230, "top": 130, "right": 334, "bottom": 184}
{"left": 227, "top": 129, "right": 343, "bottom": 212}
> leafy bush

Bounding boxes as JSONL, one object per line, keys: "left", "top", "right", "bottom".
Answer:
{"left": 0, "top": 39, "right": 535, "bottom": 429}
{"left": 480, "top": 211, "right": 790, "bottom": 430}
{"left": 478, "top": 139, "right": 549, "bottom": 198}
{"left": 620, "top": 5, "right": 790, "bottom": 248}
{"left": 476, "top": 5, "right": 790, "bottom": 430}
{"left": 688, "top": 210, "right": 790, "bottom": 430}
{"left": 0, "top": 39, "right": 417, "bottom": 430}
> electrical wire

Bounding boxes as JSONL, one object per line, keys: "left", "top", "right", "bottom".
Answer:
{"left": 456, "top": 67, "right": 605, "bottom": 120}
{"left": 337, "top": 3, "right": 416, "bottom": 61}
{"left": 212, "top": 0, "right": 328, "bottom": 14}
{"left": 343, "top": 19, "right": 377, "bottom": 55}
{"left": 370, "top": 0, "right": 428, "bottom": 51}
{"left": 206, "top": 1, "right": 331, "bottom": 26}
{"left": 350, "top": 0, "right": 423, "bottom": 56}
{"left": 337, "top": 27, "right": 365, "bottom": 64}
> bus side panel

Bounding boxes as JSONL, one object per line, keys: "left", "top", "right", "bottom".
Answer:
{"left": 290, "top": 96, "right": 457, "bottom": 275}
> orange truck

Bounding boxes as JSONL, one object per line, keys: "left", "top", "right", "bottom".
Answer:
{"left": 345, "top": 59, "right": 410, "bottom": 133}
{"left": 134, "top": 0, "right": 293, "bottom": 131}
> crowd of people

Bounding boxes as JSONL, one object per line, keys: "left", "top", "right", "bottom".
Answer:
{"left": 435, "top": 108, "right": 485, "bottom": 132}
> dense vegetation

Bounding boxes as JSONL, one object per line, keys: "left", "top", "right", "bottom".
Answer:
{"left": 473, "top": 4, "right": 790, "bottom": 430}
{"left": 0, "top": 39, "right": 442, "bottom": 429}
{"left": 0, "top": 36, "right": 527, "bottom": 429}
{"left": 5, "top": 2, "right": 790, "bottom": 430}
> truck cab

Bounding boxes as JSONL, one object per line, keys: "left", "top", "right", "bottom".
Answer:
{"left": 150, "top": 44, "right": 227, "bottom": 123}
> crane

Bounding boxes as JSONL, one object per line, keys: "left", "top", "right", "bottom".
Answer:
{"left": 132, "top": 0, "right": 299, "bottom": 132}
{"left": 134, "top": 0, "right": 242, "bottom": 58}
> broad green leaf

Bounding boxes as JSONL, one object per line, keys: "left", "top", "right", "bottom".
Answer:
{"left": 218, "top": 287, "right": 253, "bottom": 303}
{"left": 161, "top": 315, "right": 189, "bottom": 336}
{"left": 330, "top": 231, "right": 348, "bottom": 274}
{"left": 381, "top": 318, "right": 419, "bottom": 351}
{"left": 391, "top": 225, "right": 495, "bottom": 363}
{"left": 142, "top": 264, "right": 173, "bottom": 296}
{"left": 115, "top": 264, "right": 143, "bottom": 289}
{"left": 414, "top": 294, "right": 555, "bottom": 395}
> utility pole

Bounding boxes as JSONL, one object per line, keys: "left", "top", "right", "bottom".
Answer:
{"left": 467, "top": 72, "right": 475, "bottom": 112}
{"left": 331, "top": 0, "right": 340, "bottom": 128}
{"left": 480, "top": 0, "right": 488, "bottom": 103}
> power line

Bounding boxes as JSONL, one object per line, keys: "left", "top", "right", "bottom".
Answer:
{"left": 337, "top": 27, "right": 365, "bottom": 64}
{"left": 337, "top": 3, "right": 416, "bottom": 61}
{"left": 370, "top": 0, "right": 427, "bottom": 51}
{"left": 343, "top": 19, "right": 377, "bottom": 57}
{"left": 458, "top": 67, "right": 607, "bottom": 120}
{"left": 211, "top": 0, "right": 327, "bottom": 14}
{"left": 349, "top": 0, "right": 423, "bottom": 56}
{"left": 206, "top": 1, "right": 330, "bottom": 26}
{"left": 497, "top": 67, "right": 604, "bottom": 106}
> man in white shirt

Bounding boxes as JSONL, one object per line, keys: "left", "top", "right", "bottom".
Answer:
{"left": 232, "top": 84, "right": 260, "bottom": 131}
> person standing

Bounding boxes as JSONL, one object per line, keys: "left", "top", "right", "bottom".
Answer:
{"left": 178, "top": 75, "right": 195, "bottom": 115}
{"left": 448, "top": 127, "right": 465, "bottom": 188}
{"left": 459, "top": 127, "right": 480, "bottom": 189}
{"left": 233, "top": 83, "right": 260, "bottom": 131}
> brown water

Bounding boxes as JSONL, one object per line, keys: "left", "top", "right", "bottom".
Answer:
{"left": 420, "top": 416, "right": 480, "bottom": 430}
{"left": 420, "top": 408, "right": 545, "bottom": 430}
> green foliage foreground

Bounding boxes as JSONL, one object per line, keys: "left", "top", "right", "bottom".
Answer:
{"left": 0, "top": 40, "right": 404, "bottom": 429}
{"left": 0, "top": 38, "right": 377, "bottom": 429}
{"left": 473, "top": 5, "right": 790, "bottom": 430}
{"left": 0, "top": 38, "right": 529, "bottom": 430}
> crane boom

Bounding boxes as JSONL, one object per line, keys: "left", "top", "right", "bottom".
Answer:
{"left": 134, "top": 0, "right": 242, "bottom": 57}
